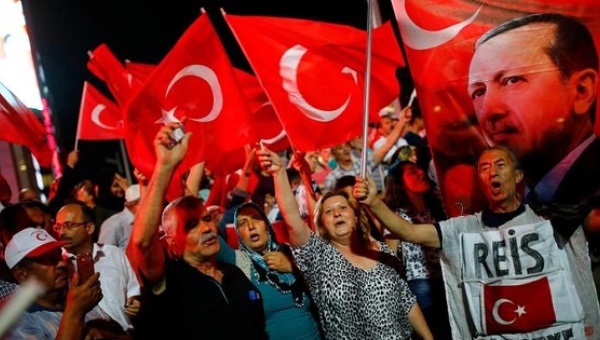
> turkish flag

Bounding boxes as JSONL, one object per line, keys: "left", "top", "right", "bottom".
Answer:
{"left": 233, "top": 69, "right": 290, "bottom": 152}
{"left": 483, "top": 277, "right": 556, "bottom": 334}
{"left": 224, "top": 14, "right": 404, "bottom": 151}
{"left": 120, "top": 62, "right": 289, "bottom": 153}
{"left": 124, "top": 13, "right": 255, "bottom": 200}
{"left": 87, "top": 44, "right": 134, "bottom": 106}
{"left": 202, "top": 70, "right": 290, "bottom": 175}
{"left": 0, "top": 81, "right": 53, "bottom": 167}
{"left": 77, "top": 82, "right": 123, "bottom": 140}
{"left": 125, "top": 61, "right": 156, "bottom": 83}
{"left": 124, "top": 61, "right": 156, "bottom": 92}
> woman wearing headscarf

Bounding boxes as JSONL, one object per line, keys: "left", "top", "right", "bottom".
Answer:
{"left": 216, "top": 201, "right": 322, "bottom": 340}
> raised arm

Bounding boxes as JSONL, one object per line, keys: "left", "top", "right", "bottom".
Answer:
{"left": 372, "top": 107, "right": 411, "bottom": 165}
{"left": 257, "top": 148, "right": 311, "bottom": 246}
{"left": 290, "top": 150, "right": 317, "bottom": 223}
{"left": 130, "top": 123, "right": 190, "bottom": 284}
{"left": 185, "top": 162, "right": 205, "bottom": 198}
{"left": 56, "top": 273, "right": 103, "bottom": 340}
{"left": 354, "top": 175, "right": 440, "bottom": 248}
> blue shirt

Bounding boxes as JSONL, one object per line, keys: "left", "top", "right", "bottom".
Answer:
{"left": 217, "top": 237, "right": 322, "bottom": 340}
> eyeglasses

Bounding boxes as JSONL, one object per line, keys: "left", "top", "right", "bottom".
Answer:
{"left": 53, "top": 221, "right": 89, "bottom": 232}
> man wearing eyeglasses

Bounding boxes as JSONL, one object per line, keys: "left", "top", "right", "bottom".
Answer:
{"left": 55, "top": 202, "right": 142, "bottom": 335}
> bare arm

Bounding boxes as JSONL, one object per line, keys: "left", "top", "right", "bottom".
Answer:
{"left": 130, "top": 123, "right": 191, "bottom": 284}
{"left": 290, "top": 150, "right": 317, "bottom": 224}
{"left": 354, "top": 176, "right": 440, "bottom": 248}
{"left": 185, "top": 162, "right": 205, "bottom": 198}
{"left": 383, "top": 235, "right": 399, "bottom": 254}
{"left": 236, "top": 145, "right": 257, "bottom": 193}
{"left": 371, "top": 108, "right": 411, "bottom": 165}
{"left": 56, "top": 273, "right": 103, "bottom": 340}
{"left": 257, "top": 148, "right": 311, "bottom": 246}
{"left": 407, "top": 303, "right": 434, "bottom": 340}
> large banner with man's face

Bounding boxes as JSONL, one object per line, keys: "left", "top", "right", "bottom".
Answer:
{"left": 392, "top": 0, "right": 600, "bottom": 217}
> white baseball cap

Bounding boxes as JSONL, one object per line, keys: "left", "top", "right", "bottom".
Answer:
{"left": 4, "top": 228, "right": 66, "bottom": 269}
{"left": 125, "top": 184, "right": 141, "bottom": 203}
{"left": 378, "top": 106, "right": 397, "bottom": 119}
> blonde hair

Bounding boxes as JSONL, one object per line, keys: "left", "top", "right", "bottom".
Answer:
{"left": 313, "top": 190, "right": 371, "bottom": 245}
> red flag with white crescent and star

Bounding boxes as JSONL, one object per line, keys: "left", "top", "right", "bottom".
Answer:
{"left": 124, "top": 61, "right": 156, "bottom": 85}
{"left": 224, "top": 14, "right": 404, "bottom": 152}
{"left": 0, "top": 81, "right": 53, "bottom": 167}
{"left": 124, "top": 13, "right": 255, "bottom": 200}
{"left": 121, "top": 62, "right": 289, "bottom": 152}
{"left": 87, "top": 44, "right": 135, "bottom": 107}
{"left": 233, "top": 69, "right": 290, "bottom": 152}
{"left": 77, "top": 82, "right": 123, "bottom": 140}
{"left": 483, "top": 277, "right": 556, "bottom": 334}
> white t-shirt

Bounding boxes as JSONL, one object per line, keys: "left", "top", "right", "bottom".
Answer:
{"left": 373, "top": 135, "right": 408, "bottom": 164}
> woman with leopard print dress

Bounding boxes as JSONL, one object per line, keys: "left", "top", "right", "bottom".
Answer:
{"left": 257, "top": 148, "right": 432, "bottom": 340}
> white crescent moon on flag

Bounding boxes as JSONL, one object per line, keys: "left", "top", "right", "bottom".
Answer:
{"left": 91, "top": 104, "right": 119, "bottom": 130}
{"left": 257, "top": 101, "right": 287, "bottom": 145}
{"left": 395, "top": 0, "right": 483, "bottom": 50}
{"left": 166, "top": 65, "right": 223, "bottom": 123}
{"left": 280, "top": 44, "right": 357, "bottom": 122}
{"left": 492, "top": 298, "right": 516, "bottom": 326}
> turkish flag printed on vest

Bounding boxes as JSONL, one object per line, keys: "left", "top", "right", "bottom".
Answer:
{"left": 0, "top": 81, "right": 53, "bottom": 167}
{"left": 483, "top": 277, "right": 556, "bottom": 334}
{"left": 224, "top": 14, "right": 404, "bottom": 151}
{"left": 77, "top": 82, "right": 123, "bottom": 140}
{"left": 124, "top": 13, "right": 254, "bottom": 200}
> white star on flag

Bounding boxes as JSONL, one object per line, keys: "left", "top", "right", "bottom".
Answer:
{"left": 515, "top": 305, "right": 526, "bottom": 317}
{"left": 155, "top": 107, "right": 181, "bottom": 125}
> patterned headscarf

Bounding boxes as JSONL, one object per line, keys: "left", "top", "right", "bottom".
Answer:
{"left": 234, "top": 202, "right": 304, "bottom": 306}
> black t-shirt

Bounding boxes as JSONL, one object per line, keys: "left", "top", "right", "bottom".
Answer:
{"left": 141, "top": 260, "right": 267, "bottom": 339}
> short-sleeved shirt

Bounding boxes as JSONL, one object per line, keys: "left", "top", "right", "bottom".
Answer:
{"left": 144, "top": 259, "right": 267, "bottom": 339}
{"left": 216, "top": 238, "right": 322, "bottom": 340}
{"left": 291, "top": 233, "right": 416, "bottom": 339}
{"left": 5, "top": 303, "right": 112, "bottom": 339}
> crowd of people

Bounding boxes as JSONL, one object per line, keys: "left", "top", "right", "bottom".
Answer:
{"left": 0, "top": 11, "right": 599, "bottom": 340}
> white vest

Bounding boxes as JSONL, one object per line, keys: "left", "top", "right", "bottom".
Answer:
{"left": 439, "top": 205, "right": 600, "bottom": 339}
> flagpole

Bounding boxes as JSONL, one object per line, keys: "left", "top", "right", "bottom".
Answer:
{"left": 360, "top": 0, "right": 374, "bottom": 178}
{"left": 74, "top": 82, "right": 87, "bottom": 151}
{"left": 119, "top": 139, "right": 133, "bottom": 184}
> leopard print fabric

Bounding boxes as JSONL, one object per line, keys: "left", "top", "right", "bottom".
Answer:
{"left": 292, "top": 233, "right": 416, "bottom": 339}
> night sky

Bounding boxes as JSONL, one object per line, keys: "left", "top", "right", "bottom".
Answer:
{"left": 21, "top": 0, "right": 404, "bottom": 180}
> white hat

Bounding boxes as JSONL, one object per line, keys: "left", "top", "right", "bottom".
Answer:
{"left": 125, "top": 184, "right": 141, "bottom": 203}
{"left": 4, "top": 228, "right": 66, "bottom": 269}
{"left": 378, "top": 106, "right": 397, "bottom": 119}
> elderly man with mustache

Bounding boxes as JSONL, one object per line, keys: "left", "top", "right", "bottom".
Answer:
{"left": 130, "top": 123, "right": 267, "bottom": 339}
